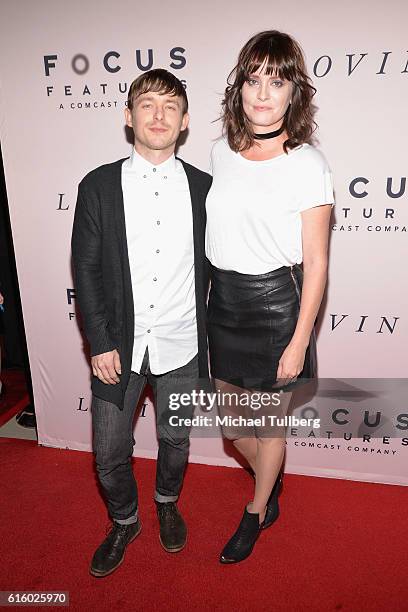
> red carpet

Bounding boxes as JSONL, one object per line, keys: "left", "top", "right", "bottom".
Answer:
{"left": 0, "top": 368, "right": 29, "bottom": 427}
{"left": 0, "top": 437, "right": 407, "bottom": 611}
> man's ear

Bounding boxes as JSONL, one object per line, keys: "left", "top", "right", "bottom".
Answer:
{"left": 180, "top": 112, "right": 189, "bottom": 132}
{"left": 124, "top": 107, "right": 133, "bottom": 128}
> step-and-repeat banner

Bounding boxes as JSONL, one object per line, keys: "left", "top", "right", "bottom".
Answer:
{"left": 0, "top": 0, "right": 407, "bottom": 484}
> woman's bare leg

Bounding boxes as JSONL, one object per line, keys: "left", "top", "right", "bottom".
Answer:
{"left": 232, "top": 437, "right": 257, "bottom": 472}
{"left": 215, "top": 378, "right": 292, "bottom": 523}
{"left": 248, "top": 391, "right": 292, "bottom": 523}
{"left": 214, "top": 378, "right": 258, "bottom": 470}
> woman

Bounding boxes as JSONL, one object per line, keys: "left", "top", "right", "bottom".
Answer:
{"left": 205, "top": 30, "right": 335, "bottom": 563}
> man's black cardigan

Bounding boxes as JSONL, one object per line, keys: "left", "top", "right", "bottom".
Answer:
{"left": 71, "top": 156, "right": 212, "bottom": 410}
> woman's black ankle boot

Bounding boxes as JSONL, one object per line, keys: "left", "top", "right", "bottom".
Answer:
{"left": 220, "top": 507, "right": 261, "bottom": 564}
{"left": 262, "top": 471, "right": 283, "bottom": 530}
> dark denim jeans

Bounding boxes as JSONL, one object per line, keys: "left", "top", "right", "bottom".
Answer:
{"left": 91, "top": 350, "right": 198, "bottom": 525}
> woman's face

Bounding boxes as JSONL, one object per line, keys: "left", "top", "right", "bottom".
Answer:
{"left": 241, "top": 66, "right": 293, "bottom": 133}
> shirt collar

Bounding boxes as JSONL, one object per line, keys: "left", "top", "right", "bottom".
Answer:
{"left": 127, "top": 146, "right": 177, "bottom": 176}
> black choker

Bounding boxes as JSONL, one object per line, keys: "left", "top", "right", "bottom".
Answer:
{"left": 253, "top": 125, "right": 285, "bottom": 140}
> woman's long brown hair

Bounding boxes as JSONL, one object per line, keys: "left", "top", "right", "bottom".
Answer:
{"left": 222, "top": 30, "right": 317, "bottom": 153}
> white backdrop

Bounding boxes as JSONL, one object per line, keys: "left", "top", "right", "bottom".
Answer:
{"left": 0, "top": 0, "right": 407, "bottom": 484}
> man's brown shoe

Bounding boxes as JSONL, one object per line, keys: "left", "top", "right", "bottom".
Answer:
{"left": 90, "top": 518, "right": 141, "bottom": 577}
{"left": 156, "top": 502, "right": 187, "bottom": 553}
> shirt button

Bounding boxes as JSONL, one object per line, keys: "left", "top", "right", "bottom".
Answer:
{"left": 153, "top": 277, "right": 157, "bottom": 282}
{"left": 143, "top": 174, "right": 147, "bottom": 178}
{"left": 157, "top": 220, "right": 160, "bottom": 225}
{"left": 150, "top": 304, "right": 154, "bottom": 309}
{"left": 156, "top": 249, "right": 160, "bottom": 254}
{"left": 155, "top": 192, "right": 159, "bottom": 196}
{"left": 147, "top": 329, "right": 151, "bottom": 333}
{"left": 153, "top": 168, "right": 157, "bottom": 172}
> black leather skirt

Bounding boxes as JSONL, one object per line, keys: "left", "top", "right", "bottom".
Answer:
{"left": 207, "top": 263, "right": 317, "bottom": 392}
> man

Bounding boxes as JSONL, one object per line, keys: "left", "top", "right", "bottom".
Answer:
{"left": 71, "top": 69, "right": 211, "bottom": 577}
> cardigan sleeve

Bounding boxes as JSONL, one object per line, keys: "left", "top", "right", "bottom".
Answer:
{"left": 71, "top": 181, "right": 117, "bottom": 357}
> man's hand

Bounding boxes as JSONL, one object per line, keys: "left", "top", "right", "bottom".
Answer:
{"left": 91, "top": 349, "right": 122, "bottom": 385}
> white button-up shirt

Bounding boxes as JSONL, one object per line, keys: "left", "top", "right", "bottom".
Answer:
{"left": 122, "top": 147, "right": 197, "bottom": 374}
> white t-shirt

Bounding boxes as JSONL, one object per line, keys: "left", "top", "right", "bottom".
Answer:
{"left": 205, "top": 138, "right": 335, "bottom": 274}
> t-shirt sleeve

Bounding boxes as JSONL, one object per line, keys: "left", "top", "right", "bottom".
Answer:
{"left": 298, "top": 150, "right": 335, "bottom": 212}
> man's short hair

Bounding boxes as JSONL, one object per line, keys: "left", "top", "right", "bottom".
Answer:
{"left": 127, "top": 69, "right": 188, "bottom": 113}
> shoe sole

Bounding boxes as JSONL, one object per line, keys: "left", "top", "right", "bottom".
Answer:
{"left": 89, "top": 523, "right": 142, "bottom": 578}
{"left": 159, "top": 533, "right": 187, "bottom": 553}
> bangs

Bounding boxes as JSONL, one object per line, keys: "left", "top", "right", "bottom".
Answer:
{"left": 128, "top": 68, "right": 188, "bottom": 111}
{"left": 136, "top": 77, "right": 179, "bottom": 100}
{"left": 241, "top": 40, "right": 297, "bottom": 81}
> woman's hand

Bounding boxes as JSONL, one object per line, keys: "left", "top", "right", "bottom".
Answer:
{"left": 276, "top": 341, "right": 307, "bottom": 385}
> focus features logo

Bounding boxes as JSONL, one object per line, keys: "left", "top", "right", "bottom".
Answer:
{"left": 67, "top": 289, "right": 76, "bottom": 321}
{"left": 43, "top": 48, "right": 187, "bottom": 110}
{"left": 332, "top": 176, "right": 407, "bottom": 234}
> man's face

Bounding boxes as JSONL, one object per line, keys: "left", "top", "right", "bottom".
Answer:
{"left": 125, "top": 91, "right": 189, "bottom": 153}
